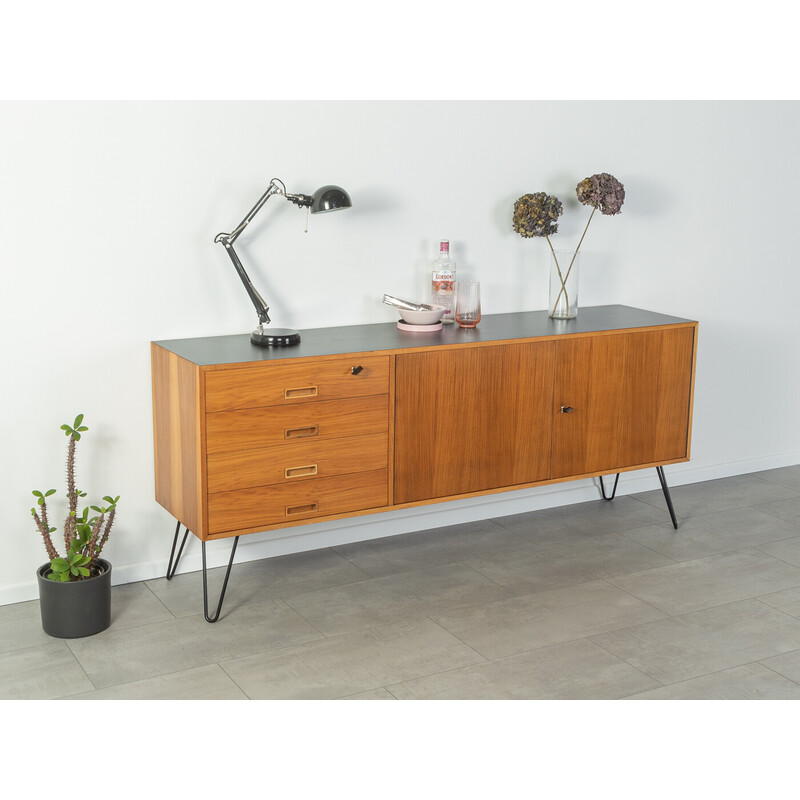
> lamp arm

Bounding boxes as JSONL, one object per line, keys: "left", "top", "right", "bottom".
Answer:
{"left": 213, "top": 177, "right": 315, "bottom": 330}
{"left": 215, "top": 237, "right": 272, "bottom": 325}
{"left": 225, "top": 179, "right": 282, "bottom": 245}
{"left": 214, "top": 178, "right": 288, "bottom": 325}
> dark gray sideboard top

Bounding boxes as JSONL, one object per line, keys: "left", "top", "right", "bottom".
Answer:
{"left": 152, "top": 305, "right": 696, "bottom": 367}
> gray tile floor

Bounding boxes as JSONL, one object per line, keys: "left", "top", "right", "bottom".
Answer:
{"left": 4, "top": 465, "right": 800, "bottom": 700}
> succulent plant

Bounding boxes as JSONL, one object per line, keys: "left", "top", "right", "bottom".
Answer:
{"left": 31, "top": 415, "right": 119, "bottom": 581}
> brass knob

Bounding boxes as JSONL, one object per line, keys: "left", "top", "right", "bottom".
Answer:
{"left": 351, "top": 365, "right": 364, "bottom": 375}
{"left": 560, "top": 405, "right": 574, "bottom": 414}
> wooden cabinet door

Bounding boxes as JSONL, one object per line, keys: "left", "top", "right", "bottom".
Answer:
{"left": 551, "top": 326, "right": 695, "bottom": 478}
{"left": 394, "top": 342, "right": 556, "bottom": 504}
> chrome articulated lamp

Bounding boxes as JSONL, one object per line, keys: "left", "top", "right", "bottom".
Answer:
{"left": 214, "top": 177, "right": 352, "bottom": 346}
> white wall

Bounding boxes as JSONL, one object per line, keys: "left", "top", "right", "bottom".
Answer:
{"left": 3, "top": 100, "right": 799, "bottom": 604}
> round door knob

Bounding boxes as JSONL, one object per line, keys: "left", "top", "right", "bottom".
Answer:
{"left": 560, "top": 405, "right": 574, "bottom": 414}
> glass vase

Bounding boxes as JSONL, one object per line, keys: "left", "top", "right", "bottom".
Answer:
{"left": 549, "top": 249, "right": 579, "bottom": 319}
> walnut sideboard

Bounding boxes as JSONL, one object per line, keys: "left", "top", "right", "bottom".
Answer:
{"left": 151, "top": 305, "right": 697, "bottom": 620}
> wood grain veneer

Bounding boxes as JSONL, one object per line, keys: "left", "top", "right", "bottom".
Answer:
{"left": 150, "top": 307, "right": 698, "bottom": 542}
{"left": 394, "top": 342, "right": 556, "bottom": 504}
{"left": 205, "top": 355, "right": 389, "bottom": 412}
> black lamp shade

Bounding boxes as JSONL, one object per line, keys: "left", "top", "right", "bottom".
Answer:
{"left": 311, "top": 185, "right": 352, "bottom": 214}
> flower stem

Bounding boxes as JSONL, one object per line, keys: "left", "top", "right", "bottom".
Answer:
{"left": 546, "top": 235, "right": 570, "bottom": 316}
{"left": 549, "top": 207, "right": 596, "bottom": 316}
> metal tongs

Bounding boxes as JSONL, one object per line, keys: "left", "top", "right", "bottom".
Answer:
{"left": 382, "top": 294, "right": 435, "bottom": 312}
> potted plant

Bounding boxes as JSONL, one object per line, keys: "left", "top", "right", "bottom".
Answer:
{"left": 30, "top": 414, "right": 119, "bottom": 638}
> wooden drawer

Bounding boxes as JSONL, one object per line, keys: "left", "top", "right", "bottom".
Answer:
{"left": 207, "top": 432, "right": 389, "bottom": 493}
{"left": 207, "top": 469, "right": 389, "bottom": 534}
{"left": 205, "top": 395, "right": 389, "bottom": 455}
{"left": 205, "top": 356, "right": 390, "bottom": 412}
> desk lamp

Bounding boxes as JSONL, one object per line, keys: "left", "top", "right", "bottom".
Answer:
{"left": 214, "top": 177, "right": 352, "bottom": 346}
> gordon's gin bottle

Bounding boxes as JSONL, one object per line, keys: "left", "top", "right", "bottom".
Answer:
{"left": 431, "top": 239, "right": 456, "bottom": 323}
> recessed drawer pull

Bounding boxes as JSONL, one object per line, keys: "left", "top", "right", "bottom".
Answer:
{"left": 285, "top": 425, "right": 319, "bottom": 439}
{"left": 285, "top": 386, "right": 318, "bottom": 399}
{"left": 286, "top": 503, "right": 318, "bottom": 516}
{"left": 285, "top": 464, "right": 318, "bottom": 478}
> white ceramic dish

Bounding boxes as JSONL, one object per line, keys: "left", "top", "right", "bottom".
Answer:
{"left": 398, "top": 307, "right": 445, "bottom": 325}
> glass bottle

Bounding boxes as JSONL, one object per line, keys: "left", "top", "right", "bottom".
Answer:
{"left": 431, "top": 239, "right": 456, "bottom": 323}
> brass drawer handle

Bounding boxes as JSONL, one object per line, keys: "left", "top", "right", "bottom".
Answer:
{"left": 285, "top": 425, "right": 319, "bottom": 439}
{"left": 285, "top": 386, "right": 318, "bottom": 399}
{"left": 286, "top": 503, "right": 318, "bottom": 516}
{"left": 285, "top": 464, "right": 318, "bottom": 478}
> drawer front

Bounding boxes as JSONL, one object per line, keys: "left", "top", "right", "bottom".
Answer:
{"left": 208, "top": 469, "right": 389, "bottom": 534}
{"left": 205, "top": 395, "right": 389, "bottom": 454}
{"left": 205, "top": 356, "right": 390, "bottom": 413}
{"left": 207, "top": 432, "right": 389, "bottom": 493}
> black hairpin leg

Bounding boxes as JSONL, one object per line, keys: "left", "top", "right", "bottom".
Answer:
{"left": 598, "top": 473, "right": 620, "bottom": 501}
{"left": 164, "top": 519, "right": 239, "bottom": 622}
{"left": 656, "top": 466, "right": 679, "bottom": 529}
{"left": 598, "top": 468, "right": 680, "bottom": 529}
{"left": 166, "top": 520, "right": 190, "bottom": 580}
{"left": 201, "top": 536, "right": 239, "bottom": 623}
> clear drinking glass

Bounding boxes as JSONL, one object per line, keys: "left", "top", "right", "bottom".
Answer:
{"left": 455, "top": 281, "right": 481, "bottom": 328}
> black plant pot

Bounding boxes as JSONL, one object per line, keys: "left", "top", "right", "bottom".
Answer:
{"left": 37, "top": 559, "right": 112, "bottom": 638}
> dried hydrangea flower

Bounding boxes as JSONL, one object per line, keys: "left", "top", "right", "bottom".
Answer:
{"left": 576, "top": 173, "right": 625, "bottom": 215}
{"left": 513, "top": 192, "right": 563, "bottom": 238}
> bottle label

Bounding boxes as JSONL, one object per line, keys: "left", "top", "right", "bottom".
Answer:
{"left": 433, "top": 270, "right": 455, "bottom": 287}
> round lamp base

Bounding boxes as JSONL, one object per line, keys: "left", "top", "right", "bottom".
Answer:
{"left": 251, "top": 327, "right": 301, "bottom": 347}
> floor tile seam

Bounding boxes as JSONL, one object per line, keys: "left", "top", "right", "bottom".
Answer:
{"left": 141, "top": 580, "right": 180, "bottom": 619}
{"left": 601, "top": 581, "right": 800, "bottom": 620}
{"left": 749, "top": 506, "right": 800, "bottom": 526}
{"left": 423, "top": 614, "right": 492, "bottom": 664}
{"left": 629, "top": 495, "right": 777, "bottom": 522}
{"left": 755, "top": 658, "right": 800, "bottom": 687}
{"left": 275, "top": 560, "right": 500, "bottom": 606}
{"left": 275, "top": 601, "right": 332, "bottom": 642}
{"left": 61, "top": 639, "right": 100, "bottom": 695}
{"left": 319, "top": 550, "right": 378, "bottom": 581}
{"left": 55, "top": 662, "right": 239, "bottom": 700}
{"left": 721, "top": 503, "right": 800, "bottom": 530}
{"left": 750, "top": 595, "right": 800, "bottom": 625}
{"left": 594, "top": 578, "right": 675, "bottom": 619}
{"left": 489, "top": 517, "right": 564, "bottom": 542}
{"left": 750, "top": 543, "right": 800, "bottom": 569}
{"left": 627, "top": 493, "right": 678, "bottom": 516}
{"left": 749, "top": 475, "right": 800, "bottom": 493}
{"left": 604, "top": 544, "right": 800, "bottom": 585}
{"left": 617, "top": 667, "right": 750, "bottom": 700}
{"left": 585, "top": 634, "right": 669, "bottom": 689}
{"left": 600, "top": 535, "right": 683, "bottom": 568}
{"left": 199, "top": 661, "right": 255, "bottom": 700}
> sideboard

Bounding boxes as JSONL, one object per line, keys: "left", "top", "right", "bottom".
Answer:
{"left": 151, "top": 305, "right": 697, "bottom": 620}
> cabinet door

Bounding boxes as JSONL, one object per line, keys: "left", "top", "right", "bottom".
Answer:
{"left": 394, "top": 342, "right": 556, "bottom": 504}
{"left": 551, "top": 326, "right": 695, "bottom": 478}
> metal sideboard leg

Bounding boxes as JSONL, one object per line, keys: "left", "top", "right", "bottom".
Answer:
{"left": 597, "top": 468, "right": 680, "bottom": 529}
{"left": 201, "top": 536, "right": 240, "bottom": 623}
{"left": 598, "top": 473, "right": 620, "bottom": 501}
{"left": 166, "top": 520, "right": 190, "bottom": 580}
{"left": 656, "top": 466, "right": 679, "bottom": 529}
